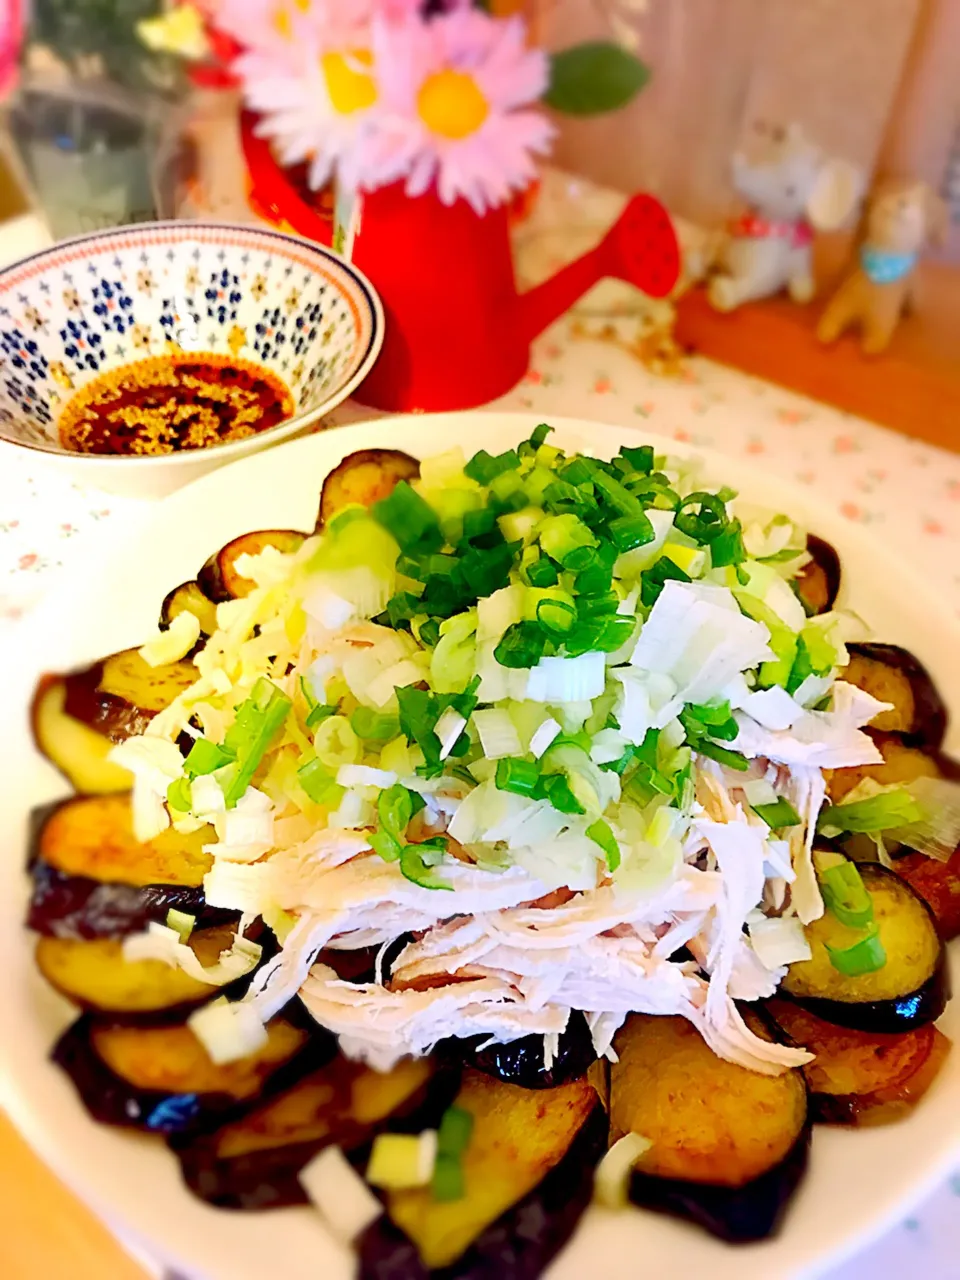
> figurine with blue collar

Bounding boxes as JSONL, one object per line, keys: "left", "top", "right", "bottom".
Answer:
{"left": 817, "top": 179, "right": 949, "bottom": 355}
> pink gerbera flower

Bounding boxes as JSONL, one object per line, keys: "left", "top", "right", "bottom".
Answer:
{"left": 364, "top": 9, "right": 554, "bottom": 214}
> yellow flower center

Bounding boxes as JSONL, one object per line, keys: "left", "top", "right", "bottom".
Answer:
{"left": 322, "top": 49, "right": 377, "bottom": 115}
{"left": 272, "top": 0, "right": 311, "bottom": 41}
{"left": 417, "top": 70, "right": 489, "bottom": 140}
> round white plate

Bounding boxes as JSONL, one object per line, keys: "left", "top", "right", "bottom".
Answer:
{"left": 2, "top": 413, "right": 958, "bottom": 1280}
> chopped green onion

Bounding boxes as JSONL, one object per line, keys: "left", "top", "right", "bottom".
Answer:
{"left": 373, "top": 481, "right": 441, "bottom": 551}
{"left": 586, "top": 818, "right": 621, "bottom": 871}
{"left": 536, "top": 597, "right": 577, "bottom": 636}
{"left": 708, "top": 518, "right": 746, "bottom": 568}
{"left": 825, "top": 924, "right": 887, "bottom": 976}
{"left": 184, "top": 737, "right": 233, "bottom": 777}
{"left": 538, "top": 513, "right": 598, "bottom": 567}
{"left": 400, "top": 839, "right": 452, "bottom": 891}
{"left": 417, "top": 617, "right": 441, "bottom": 648}
{"left": 693, "top": 741, "right": 750, "bottom": 771}
{"left": 525, "top": 554, "right": 559, "bottom": 588}
{"left": 820, "top": 861, "right": 874, "bottom": 928}
{"left": 298, "top": 757, "right": 343, "bottom": 806}
{"left": 495, "top": 757, "right": 541, "bottom": 797}
{"left": 459, "top": 541, "right": 517, "bottom": 598}
{"left": 640, "top": 557, "right": 690, "bottom": 608}
{"left": 558, "top": 456, "right": 592, "bottom": 486}
{"left": 165, "top": 908, "right": 195, "bottom": 941}
{"left": 618, "top": 444, "right": 654, "bottom": 474}
{"left": 300, "top": 676, "right": 339, "bottom": 730}
{"left": 222, "top": 678, "right": 293, "bottom": 807}
{"left": 463, "top": 448, "right": 520, "bottom": 486}
{"left": 369, "top": 829, "right": 402, "bottom": 862}
{"left": 576, "top": 591, "right": 619, "bottom": 620}
{"left": 608, "top": 512, "right": 655, "bottom": 552}
{"left": 489, "top": 469, "right": 527, "bottom": 509}
{"left": 675, "top": 491, "right": 729, "bottom": 543}
{"left": 528, "top": 423, "right": 553, "bottom": 449}
{"left": 752, "top": 798, "right": 803, "bottom": 829}
{"left": 166, "top": 776, "right": 192, "bottom": 812}
{"left": 581, "top": 459, "right": 643, "bottom": 517}
{"left": 539, "top": 772, "right": 586, "bottom": 815}
{"left": 378, "top": 782, "right": 417, "bottom": 838}
{"left": 437, "top": 1105, "right": 474, "bottom": 1157}
{"left": 431, "top": 1152, "right": 465, "bottom": 1202}
{"left": 494, "top": 620, "right": 548, "bottom": 669}
{"left": 385, "top": 591, "right": 422, "bottom": 629}
{"left": 351, "top": 707, "right": 402, "bottom": 742}
{"left": 818, "top": 788, "right": 923, "bottom": 837}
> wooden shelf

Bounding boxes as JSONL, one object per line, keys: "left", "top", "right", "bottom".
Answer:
{"left": 674, "top": 233, "right": 960, "bottom": 454}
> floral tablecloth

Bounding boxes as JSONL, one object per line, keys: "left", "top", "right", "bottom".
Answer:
{"left": 1, "top": 168, "right": 959, "bottom": 1278}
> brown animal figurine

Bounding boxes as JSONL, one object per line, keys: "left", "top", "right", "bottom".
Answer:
{"left": 817, "top": 179, "right": 949, "bottom": 355}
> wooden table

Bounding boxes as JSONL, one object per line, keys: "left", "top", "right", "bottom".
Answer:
{"left": 0, "top": 1111, "right": 149, "bottom": 1280}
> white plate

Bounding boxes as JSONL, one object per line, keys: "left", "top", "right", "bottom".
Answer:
{"left": 2, "top": 412, "right": 959, "bottom": 1280}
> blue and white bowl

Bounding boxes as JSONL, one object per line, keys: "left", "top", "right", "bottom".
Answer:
{"left": 0, "top": 222, "right": 383, "bottom": 496}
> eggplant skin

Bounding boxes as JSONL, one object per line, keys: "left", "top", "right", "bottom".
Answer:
{"left": 778, "top": 952, "right": 950, "bottom": 1035}
{"left": 26, "top": 861, "right": 235, "bottom": 940}
{"left": 53, "top": 1013, "right": 334, "bottom": 1135}
{"left": 844, "top": 643, "right": 947, "bottom": 750}
{"left": 795, "top": 534, "right": 841, "bottom": 616}
{"left": 159, "top": 580, "right": 220, "bottom": 640}
{"left": 359, "top": 1102, "right": 607, "bottom": 1280}
{"left": 458, "top": 1012, "right": 598, "bottom": 1090}
{"left": 197, "top": 529, "right": 306, "bottom": 603}
{"left": 629, "top": 1127, "right": 810, "bottom": 1246}
{"left": 317, "top": 448, "right": 421, "bottom": 530}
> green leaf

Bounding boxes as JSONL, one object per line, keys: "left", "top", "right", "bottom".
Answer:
{"left": 544, "top": 42, "right": 650, "bottom": 117}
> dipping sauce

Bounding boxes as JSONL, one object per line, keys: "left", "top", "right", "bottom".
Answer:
{"left": 58, "top": 353, "right": 294, "bottom": 456}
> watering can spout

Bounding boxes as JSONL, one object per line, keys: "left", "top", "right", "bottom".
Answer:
{"left": 516, "top": 194, "right": 681, "bottom": 345}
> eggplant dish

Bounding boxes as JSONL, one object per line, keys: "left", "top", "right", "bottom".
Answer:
{"left": 26, "top": 428, "right": 958, "bottom": 1274}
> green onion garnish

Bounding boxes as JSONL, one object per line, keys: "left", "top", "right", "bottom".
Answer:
{"left": 298, "top": 757, "right": 343, "bottom": 806}
{"left": 400, "top": 839, "right": 452, "bottom": 891}
{"left": 820, "top": 861, "right": 874, "bottom": 928}
{"left": 708, "top": 518, "right": 746, "bottom": 567}
{"left": 351, "top": 707, "right": 402, "bottom": 742}
{"left": 539, "top": 773, "right": 586, "bottom": 815}
{"left": 524, "top": 554, "right": 559, "bottom": 588}
{"left": 438, "top": 1105, "right": 474, "bottom": 1157}
{"left": 752, "top": 798, "right": 803, "bottom": 829}
{"left": 183, "top": 737, "right": 233, "bottom": 777}
{"left": 369, "top": 829, "right": 402, "bottom": 862}
{"left": 825, "top": 924, "right": 887, "bottom": 976}
{"left": 373, "top": 481, "right": 441, "bottom": 551}
{"left": 618, "top": 444, "right": 654, "bottom": 474}
{"left": 640, "top": 556, "right": 690, "bottom": 608}
{"left": 536, "top": 597, "right": 576, "bottom": 636}
{"left": 494, "top": 620, "right": 548, "bottom": 669}
{"left": 538, "top": 513, "right": 598, "bottom": 567}
{"left": 431, "top": 1152, "right": 465, "bottom": 1202}
{"left": 608, "top": 512, "right": 656, "bottom": 552}
{"left": 417, "top": 617, "right": 441, "bottom": 648}
{"left": 586, "top": 818, "right": 621, "bottom": 871}
{"left": 817, "top": 788, "right": 924, "bottom": 837}
{"left": 222, "top": 678, "right": 292, "bottom": 807}
{"left": 495, "top": 757, "right": 541, "bottom": 797}
{"left": 529, "top": 423, "right": 553, "bottom": 449}
{"left": 463, "top": 448, "right": 520, "bottom": 486}
{"left": 166, "top": 776, "right": 192, "bottom": 812}
{"left": 675, "top": 491, "right": 729, "bottom": 543}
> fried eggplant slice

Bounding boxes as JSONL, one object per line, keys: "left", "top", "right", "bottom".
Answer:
{"left": 35, "top": 923, "right": 249, "bottom": 1016}
{"left": 843, "top": 644, "right": 947, "bottom": 749}
{"left": 764, "top": 998, "right": 951, "bottom": 1126}
{"left": 460, "top": 1011, "right": 598, "bottom": 1090}
{"left": 175, "top": 1054, "right": 436, "bottom": 1210}
{"left": 795, "top": 534, "right": 841, "bottom": 616}
{"left": 31, "top": 675, "right": 132, "bottom": 794}
{"left": 53, "top": 1013, "right": 326, "bottom": 1134}
{"left": 361, "top": 1070, "right": 603, "bottom": 1277}
{"left": 159, "top": 580, "right": 220, "bottom": 641}
{"left": 316, "top": 448, "right": 421, "bottom": 530}
{"left": 780, "top": 863, "right": 948, "bottom": 1032}
{"left": 610, "top": 1014, "right": 809, "bottom": 1243}
{"left": 61, "top": 648, "right": 197, "bottom": 742}
{"left": 197, "top": 529, "right": 306, "bottom": 602}
{"left": 826, "top": 732, "right": 941, "bottom": 803}
{"left": 893, "top": 844, "right": 960, "bottom": 941}
{"left": 25, "top": 794, "right": 225, "bottom": 939}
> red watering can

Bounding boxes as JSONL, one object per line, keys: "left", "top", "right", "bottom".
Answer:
{"left": 241, "top": 111, "right": 681, "bottom": 413}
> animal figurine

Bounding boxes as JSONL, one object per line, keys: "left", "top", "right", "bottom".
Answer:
{"left": 708, "top": 122, "right": 863, "bottom": 312}
{"left": 817, "top": 179, "right": 949, "bottom": 355}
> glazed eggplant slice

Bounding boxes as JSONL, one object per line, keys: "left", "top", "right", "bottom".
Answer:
{"left": 159, "top": 580, "right": 220, "bottom": 641}
{"left": 764, "top": 998, "right": 951, "bottom": 1126}
{"left": 316, "top": 448, "right": 421, "bottom": 530}
{"left": 25, "top": 794, "right": 225, "bottom": 939}
{"left": 62, "top": 648, "right": 197, "bottom": 742}
{"left": 843, "top": 643, "right": 947, "bottom": 749}
{"left": 197, "top": 529, "right": 306, "bottom": 602}
{"left": 780, "top": 864, "right": 948, "bottom": 1033}
{"left": 826, "top": 732, "right": 941, "bottom": 803}
{"left": 795, "top": 534, "right": 841, "bottom": 616}
{"left": 361, "top": 1069, "right": 604, "bottom": 1278}
{"left": 459, "top": 1011, "right": 598, "bottom": 1089}
{"left": 31, "top": 675, "right": 132, "bottom": 794}
{"left": 610, "top": 1014, "right": 809, "bottom": 1244}
{"left": 893, "top": 844, "right": 960, "bottom": 941}
{"left": 175, "top": 1054, "right": 436, "bottom": 1210}
{"left": 35, "top": 923, "right": 250, "bottom": 1016}
{"left": 53, "top": 1013, "right": 327, "bottom": 1133}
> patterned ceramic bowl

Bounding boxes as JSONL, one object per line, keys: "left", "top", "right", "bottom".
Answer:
{"left": 0, "top": 222, "right": 383, "bottom": 497}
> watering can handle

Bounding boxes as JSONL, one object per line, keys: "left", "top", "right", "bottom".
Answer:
{"left": 516, "top": 194, "right": 681, "bottom": 345}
